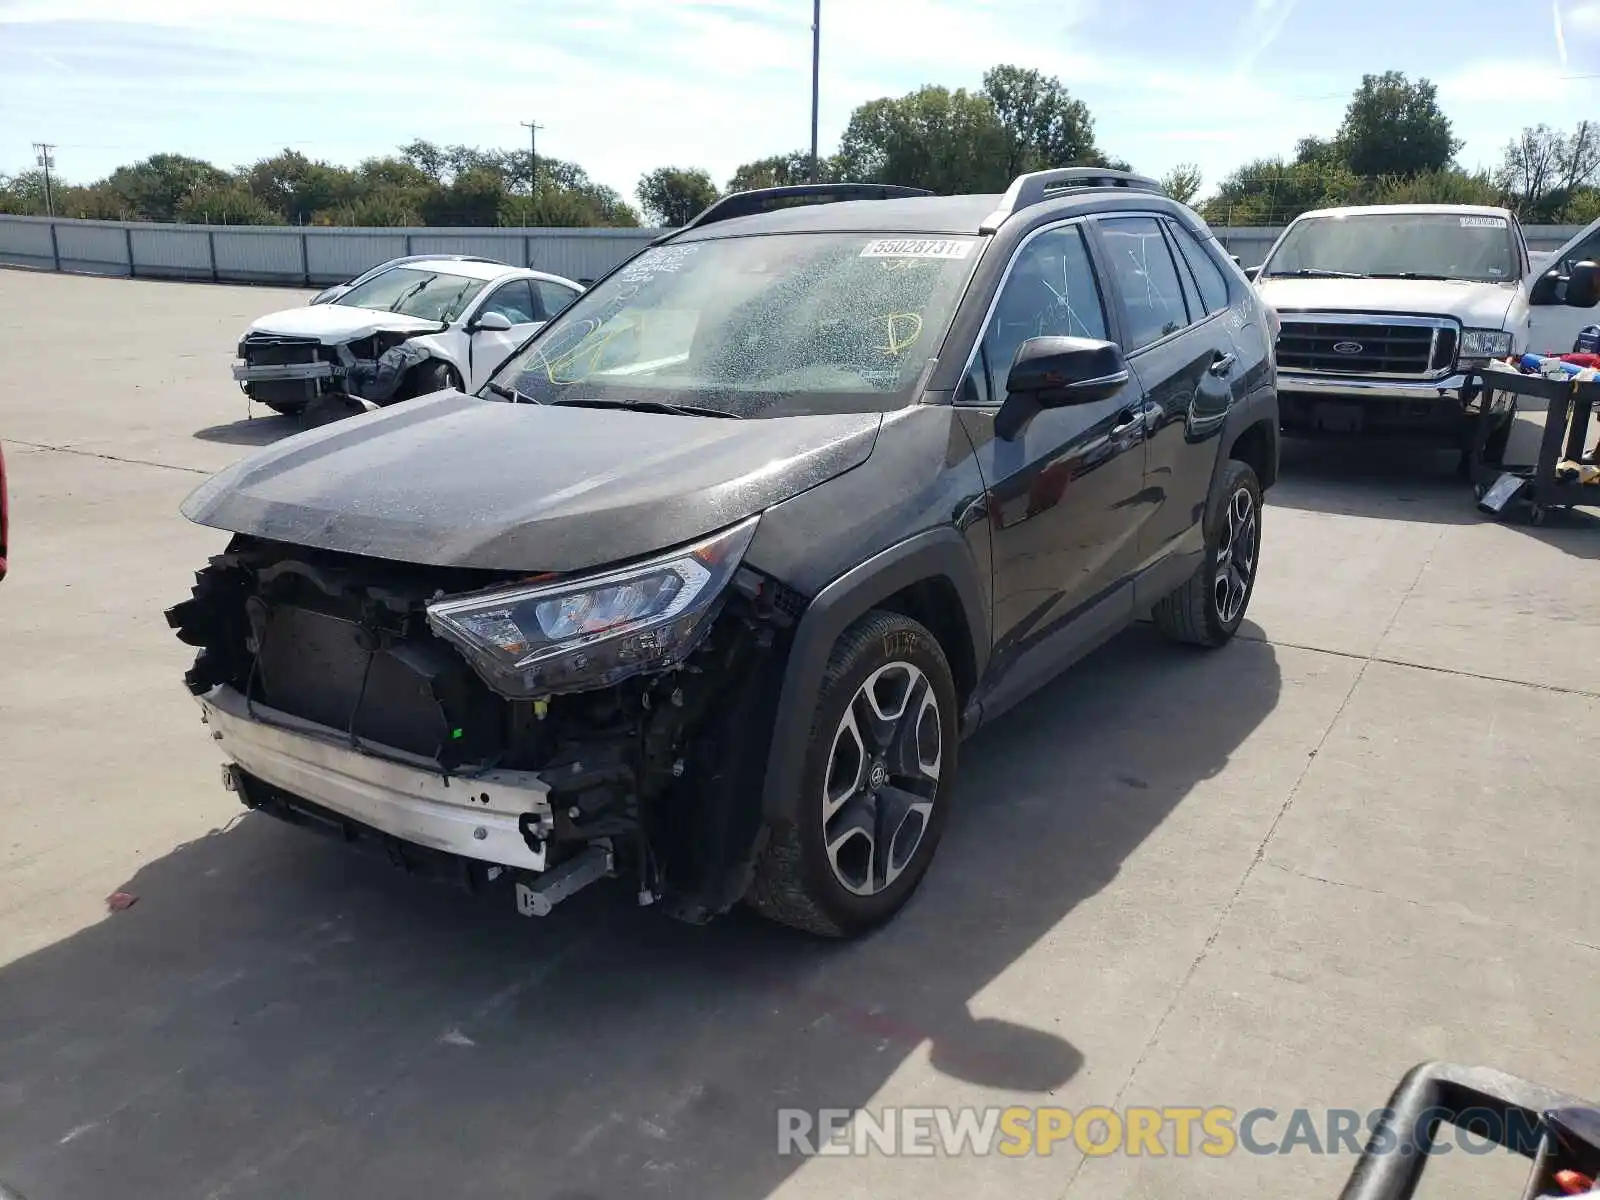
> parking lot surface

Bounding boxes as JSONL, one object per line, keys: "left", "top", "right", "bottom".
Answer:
{"left": 2, "top": 268, "right": 1598, "bottom": 1200}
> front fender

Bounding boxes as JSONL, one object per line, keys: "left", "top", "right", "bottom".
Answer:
{"left": 758, "top": 526, "right": 989, "bottom": 828}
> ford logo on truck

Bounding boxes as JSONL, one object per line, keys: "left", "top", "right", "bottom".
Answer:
{"left": 1333, "top": 341, "right": 1364, "bottom": 355}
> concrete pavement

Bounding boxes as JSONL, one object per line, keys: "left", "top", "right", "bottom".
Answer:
{"left": 1, "top": 268, "right": 1597, "bottom": 1200}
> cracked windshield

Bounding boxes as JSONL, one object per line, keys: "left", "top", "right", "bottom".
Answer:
{"left": 497, "top": 234, "right": 979, "bottom": 416}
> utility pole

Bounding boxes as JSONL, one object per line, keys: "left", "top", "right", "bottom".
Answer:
{"left": 520, "top": 121, "right": 544, "bottom": 201}
{"left": 809, "top": 0, "right": 821, "bottom": 183}
{"left": 33, "top": 142, "right": 56, "bottom": 217}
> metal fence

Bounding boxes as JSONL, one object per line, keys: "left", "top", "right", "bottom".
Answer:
{"left": 0, "top": 214, "right": 1586, "bottom": 285}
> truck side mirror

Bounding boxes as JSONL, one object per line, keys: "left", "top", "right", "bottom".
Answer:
{"left": 1566, "top": 261, "right": 1600, "bottom": 308}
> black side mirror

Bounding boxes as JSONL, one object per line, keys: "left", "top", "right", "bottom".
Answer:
{"left": 997, "top": 337, "right": 1129, "bottom": 440}
{"left": 1567, "top": 261, "right": 1600, "bottom": 308}
{"left": 471, "top": 311, "right": 514, "bottom": 333}
{"left": 1530, "top": 268, "right": 1563, "bottom": 306}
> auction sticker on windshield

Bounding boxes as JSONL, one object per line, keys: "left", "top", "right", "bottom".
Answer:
{"left": 1460, "top": 216, "right": 1508, "bottom": 228}
{"left": 860, "top": 239, "right": 974, "bottom": 259}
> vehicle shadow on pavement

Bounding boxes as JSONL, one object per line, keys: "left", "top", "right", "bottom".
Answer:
{"left": 192, "top": 414, "right": 303, "bottom": 447}
{"left": 1275, "top": 439, "right": 1600, "bottom": 555}
{"left": 0, "top": 626, "right": 1280, "bottom": 1200}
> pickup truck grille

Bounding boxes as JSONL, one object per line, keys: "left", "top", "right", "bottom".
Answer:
{"left": 1276, "top": 316, "right": 1458, "bottom": 379}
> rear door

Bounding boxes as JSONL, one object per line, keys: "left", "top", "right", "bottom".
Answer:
{"left": 1092, "top": 214, "right": 1236, "bottom": 585}
{"left": 954, "top": 219, "right": 1150, "bottom": 712}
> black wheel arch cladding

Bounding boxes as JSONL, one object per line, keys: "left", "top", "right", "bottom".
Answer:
{"left": 757, "top": 526, "right": 989, "bottom": 828}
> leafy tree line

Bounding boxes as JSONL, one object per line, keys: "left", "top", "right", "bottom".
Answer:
{"left": 4, "top": 66, "right": 1597, "bottom": 230}
{"left": 1199, "top": 71, "right": 1600, "bottom": 226}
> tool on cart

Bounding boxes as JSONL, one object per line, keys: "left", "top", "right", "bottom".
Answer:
{"left": 1467, "top": 352, "right": 1600, "bottom": 524}
{"left": 1339, "top": 1062, "right": 1600, "bottom": 1200}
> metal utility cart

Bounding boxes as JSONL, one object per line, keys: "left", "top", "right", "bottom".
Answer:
{"left": 1467, "top": 365, "right": 1600, "bottom": 525}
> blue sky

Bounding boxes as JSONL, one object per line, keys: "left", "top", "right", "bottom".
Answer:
{"left": 2, "top": 0, "right": 1598, "bottom": 205}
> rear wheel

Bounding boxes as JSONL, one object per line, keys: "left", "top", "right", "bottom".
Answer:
{"left": 748, "top": 610, "right": 957, "bottom": 937}
{"left": 1152, "top": 459, "right": 1262, "bottom": 648}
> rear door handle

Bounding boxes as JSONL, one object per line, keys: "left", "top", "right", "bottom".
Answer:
{"left": 1209, "top": 352, "right": 1237, "bottom": 376}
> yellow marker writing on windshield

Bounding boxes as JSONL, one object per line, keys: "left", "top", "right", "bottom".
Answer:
{"left": 877, "top": 313, "right": 923, "bottom": 355}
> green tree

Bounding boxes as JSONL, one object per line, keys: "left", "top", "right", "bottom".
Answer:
{"left": 55, "top": 182, "right": 132, "bottom": 220}
{"left": 727, "top": 151, "right": 838, "bottom": 192}
{"left": 243, "top": 149, "right": 361, "bottom": 224}
{"left": 1159, "top": 163, "right": 1204, "bottom": 206}
{"left": 1495, "top": 122, "right": 1600, "bottom": 220}
{"left": 176, "top": 182, "right": 285, "bottom": 225}
{"left": 0, "top": 170, "right": 51, "bottom": 215}
{"left": 105, "top": 153, "right": 231, "bottom": 221}
{"left": 1336, "top": 71, "right": 1461, "bottom": 180}
{"left": 317, "top": 189, "right": 426, "bottom": 227}
{"left": 420, "top": 166, "right": 506, "bottom": 226}
{"left": 636, "top": 166, "right": 719, "bottom": 226}
{"left": 836, "top": 86, "right": 1009, "bottom": 193}
{"left": 981, "top": 65, "right": 1098, "bottom": 176}
{"left": 1201, "top": 156, "right": 1362, "bottom": 226}
{"left": 399, "top": 139, "right": 450, "bottom": 183}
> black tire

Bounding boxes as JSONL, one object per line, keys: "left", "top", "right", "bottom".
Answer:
{"left": 747, "top": 610, "right": 958, "bottom": 938}
{"left": 407, "top": 360, "right": 461, "bottom": 402}
{"left": 1151, "top": 459, "right": 1263, "bottom": 648}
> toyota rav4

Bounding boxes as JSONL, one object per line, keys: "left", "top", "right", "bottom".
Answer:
{"left": 167, "top": 171, "right": 1279, "bottom": 937}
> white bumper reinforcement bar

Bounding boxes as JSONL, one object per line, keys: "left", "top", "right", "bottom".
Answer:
{"left": 197, "top": 684, "right": 553, "bottom": 872}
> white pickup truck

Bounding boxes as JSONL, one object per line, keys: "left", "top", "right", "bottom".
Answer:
{"left": 1250, "top": 203, "right": 1600, "bottom": 456}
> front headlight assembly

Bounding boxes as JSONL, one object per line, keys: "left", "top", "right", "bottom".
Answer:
{"left": 426, "top": 516, "right": 759, "bottom": 698}
{"left": 1461, "top": 328, "right": 1514, "bottom": 361}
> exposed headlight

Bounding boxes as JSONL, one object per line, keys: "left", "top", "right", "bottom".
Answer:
{"left": 1461, "top": 328, "right": 1513, "bottom": 360}
{"left": 426, "top": 516, "right": 759, "bottom": 698}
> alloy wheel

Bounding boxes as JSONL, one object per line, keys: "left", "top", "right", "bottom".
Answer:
{"left": 1213, "top": 485, "right": 1258, "bottom": 625}
{"left": 821, "top": 661, "right": 943, "bottom": 897}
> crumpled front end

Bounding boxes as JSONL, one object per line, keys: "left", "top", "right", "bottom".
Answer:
{"left": 165, "top": 533, "right": 801, "bottom": 922}
{"left": 232, "top": 330, "right": 438, "bottom": 412}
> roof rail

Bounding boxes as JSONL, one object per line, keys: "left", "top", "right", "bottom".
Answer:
{"left": 661, "top": 184, "right": 936, "bottom": 241}
{"left": 980, "top": 167, "right": 1166, "bottom": 233}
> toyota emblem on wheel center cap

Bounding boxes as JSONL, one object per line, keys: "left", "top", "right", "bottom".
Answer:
{"left": 1332, "top": 341, "right": 1364, "bottom": 355}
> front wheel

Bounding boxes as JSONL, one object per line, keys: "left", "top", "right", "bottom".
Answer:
{"left": 1151, "top": 459, "right": 1263, "bottom": 648}
{"left": 747, "top": 610, "right": 957, "bottom": 937}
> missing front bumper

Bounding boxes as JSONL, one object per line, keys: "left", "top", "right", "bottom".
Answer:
{"left": 197, "top": 684, "right": 554, "bottom": 871}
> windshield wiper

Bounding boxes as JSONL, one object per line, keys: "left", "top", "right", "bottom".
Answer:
{"left": 551, "top": 396, "right": 742, "bottom": 419}
{"left": 485, "top": 381, "right": 534, "bottom": 404}
{"left": 1365, "top": 272, "right": 1468, "bottom": 281}
{"left": 1266, "top": 268, "right": 1368, "bottom": 278}
{"left": 389, "top": 274, "right": 436, "bottom": 312}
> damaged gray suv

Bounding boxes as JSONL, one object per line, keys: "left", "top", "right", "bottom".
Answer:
{"left": 168, "top": 171, "right": 1279, "bottom": 936}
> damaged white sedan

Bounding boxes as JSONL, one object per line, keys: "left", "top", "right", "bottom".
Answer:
{"left": 232, "top": 259, "right": 584, "bottom": 415}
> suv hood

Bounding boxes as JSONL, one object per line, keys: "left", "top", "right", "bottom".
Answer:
{"left": 180, "top": 393, "right": 882, "bottom": 573}
{"left": 245, "top": 304, "right": 443, "bottom": 344}
{"left": 1256, "top": 276, "right": 1520, "bottom": 328}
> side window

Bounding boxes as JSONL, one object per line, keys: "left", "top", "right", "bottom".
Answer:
{"left": 1165, "top": 226, "right": 1204, "bottom": 321}
{"left": 536, "top": 281, "right": 580, "bottom": 319}
{"left": 1166, "top": 221, "right": 1232, "bottom": 315}
{"left": 1559, "top": 231, "right": 1600, "bottom": 275}
{"left": 478, "top": 279, "right": 537, "bottom": 325}
{"left": 975, "top": 224, "right": 1109, "bottom": 402}
{"left": 1098, "top": 215, "right": 1192, "bottom": 350}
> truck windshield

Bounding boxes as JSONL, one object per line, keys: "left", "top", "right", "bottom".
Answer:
{"left": 337, "top": 267, "right": 488, "bottom": 322}
{"left": 488, "top": 232, "right": 982, "bottom": 418}
{"left": 1261, "top": 213, "right": 1519, "bottom": 283}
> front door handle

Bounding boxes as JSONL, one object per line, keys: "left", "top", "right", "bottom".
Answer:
{"left": 1109, "top": 409, "right": 1144, "bottom": 438}
{"left": 1209, "top": 352, "right": 1238, "bottom": 376}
